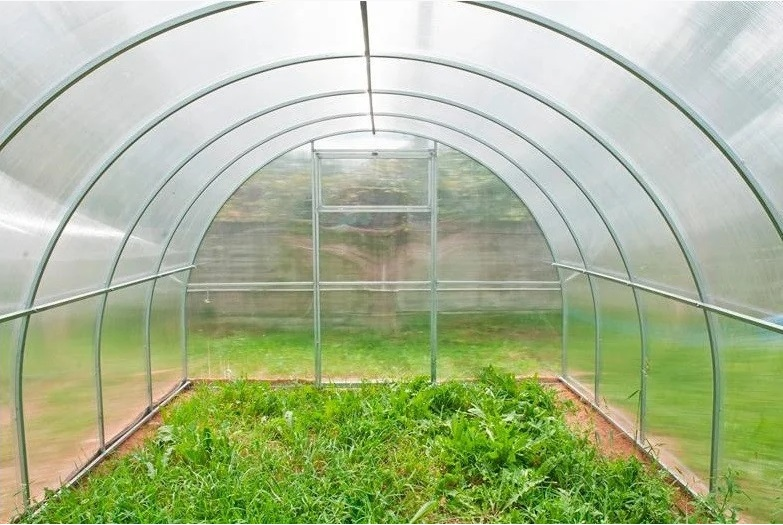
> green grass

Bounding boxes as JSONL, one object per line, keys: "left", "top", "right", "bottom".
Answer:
{"left": 188, "top": 311, "right": 561, "bottom": 381}
{"left": 565, "top": 304, "right": 783, "bottom": 523}
{"left": 20, "top": 369, "right": 716, "bottom": 524}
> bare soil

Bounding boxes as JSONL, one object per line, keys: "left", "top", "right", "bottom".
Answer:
{"left": 547, "top": 379, "right": 698, "bottom": 517}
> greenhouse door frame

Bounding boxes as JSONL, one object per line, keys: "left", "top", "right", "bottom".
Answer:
{"left": 310, "top": 142, "right": 438, "bottom": 385}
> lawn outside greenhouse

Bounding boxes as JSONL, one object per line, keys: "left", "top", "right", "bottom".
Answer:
{"left": 1, "top": 1, "right": 783, "bottom": 523}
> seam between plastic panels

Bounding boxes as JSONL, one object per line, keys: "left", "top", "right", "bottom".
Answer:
{"left": 0, "top": 2, "right": 256, "bottom": 152}
{"left": 469, "top": 1, "right": 783, "bottom": 247}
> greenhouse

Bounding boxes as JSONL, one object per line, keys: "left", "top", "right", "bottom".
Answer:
{"left": 1, "top": 1, "right": 782, "bottom": 523}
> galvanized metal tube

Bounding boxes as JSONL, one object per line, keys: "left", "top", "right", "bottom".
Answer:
{"left": 312, "top": 145, "right": 323, "bottom": 386}
{"left": 181, "top": 270, "right": 192, "bottom": 381}
{"left": 429, "top": 146, "right": 438, "bottom": 383}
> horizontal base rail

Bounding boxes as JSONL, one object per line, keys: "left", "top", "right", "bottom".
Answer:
{"left": 557, "top": 376, "right": 707, "bottom": 499}
{"left": 21, "top": 380, "right": 192, "bottom": 522}
{"left": 554, "top": 262, "right": 783, "bottom": 334}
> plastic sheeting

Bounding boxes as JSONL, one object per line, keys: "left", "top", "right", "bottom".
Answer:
{"left": 1, "top": 1, "right": 783, "bottom": 521}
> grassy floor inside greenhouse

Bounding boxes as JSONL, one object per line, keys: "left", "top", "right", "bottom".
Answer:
{"left": 188, "top": 311, "right": 562, "bottom": 381}
{"left": 20, "top": 370, "right": 722, "bottom": 524}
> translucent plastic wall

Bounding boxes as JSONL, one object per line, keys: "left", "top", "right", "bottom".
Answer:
{"left": 2, "top": 1, "right": 783, "bottom": 521}
{"left": 0, "top": 269, "right": 189, "bottom": 519}
{"left": 189, "top": 138, "right": 561, "bottom": 383}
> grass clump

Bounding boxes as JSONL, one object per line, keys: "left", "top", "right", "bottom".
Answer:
{"left": 21, "top": 369, "right": 717, "bottom": 523}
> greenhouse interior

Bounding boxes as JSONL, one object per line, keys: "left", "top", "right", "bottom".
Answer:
{"left": 1, "top": 1, "right": 783, "bottom": 523}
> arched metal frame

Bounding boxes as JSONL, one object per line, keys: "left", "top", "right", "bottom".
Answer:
{"left": 468, "top": 1, "right": 783, "bottom": 242}
{"left": 6, "top": 54, "right": 718, "bottom": 506}
{"left": 147, "top": 109, "right": 600, "bottom": 389}
{"left": 5, "top": 0, "right": 782, "bottom": 506}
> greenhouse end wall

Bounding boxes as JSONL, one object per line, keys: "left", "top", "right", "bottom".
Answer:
{"left": 188, "top": 141, "right": 563, "bottom": 384}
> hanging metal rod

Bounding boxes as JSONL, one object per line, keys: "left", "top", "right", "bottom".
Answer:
{"left": 360, "top": 1, "right": 376, "bottom": 134}
{"left": 554, "top": 262, "right": 783, "bottom": 335}
{"left": 0, "top": 264, "right": 194, "bottom": 324}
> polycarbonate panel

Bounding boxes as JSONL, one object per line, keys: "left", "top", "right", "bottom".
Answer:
{"left": 37, "top": 59, "right": 366, "bottom": 300}
{"left": 370, "top": 62, "right": 694, "bottom": 292}
{"left": 2, "top": 2, "right": 363, "bottom": 305}
{"left": 593, "top": 280, "right": 642, "bottom": 437}
{"left": 191, "top": 146, "right": 314, "bottom": 285}
{"left": 319, "top": 212, "right": 430, "bottom": 283}
{"left": 321, "top": 290, "right": 430, "bottom": 382}
{"left": 23, "top": 299, "right": 98, "bottom": 504}
{"left": 373, "top": 93, "right": 624, "bottom": 274}
{"left": 717, "top": 316, "right": 783, "bottom": 522}
{"left": 0, "top": 320, "right": 21, "bottom": 521}
{"left": 319, "top": 157, "right": 430, "bottom": 207}
{"left": 373, "top": 116, "right": 582, "bottom": 266}
{"left": 161, "top": 117, "right": 372, "bottom": 272}
{"left": 562, "top": 271, "right": 595, "bottom": 390}
{"left": 315, "top": 131, "right": 433, "bottom": 150}
{"left": 187, "top": 290, "right": 314, "bottom": 381}
{"left": 121, "top": 108, "right": 368, "bottom": 280}
{"left": 436, "top": 146, "right": 553, "bottom": 283}
{"left": 101, "top": 284, "right": 148, "bottom": 441}
{"left": 438, "top": 290, "right": 560, "bottom": 381}
{"left": 0, "top": 2, "right": 210, "bottom": 132}
{"left": 149, "top": 271, "right": 187, "bottom": 401}
{"left": 370, "top": 2, "right": 783, "bottom": 315}
{"left": 518, "top": 1, "right": 783, "bottom": 237}
{"left": 642, "top": 292, "right": 712, "bottom": 486}
{"left": 0, "top": 169, "right": 68, "bottom": 313}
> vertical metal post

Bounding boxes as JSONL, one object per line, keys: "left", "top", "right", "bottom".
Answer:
{"left": 557, "top": 268, "right": 568, "bottom": 377}
{"left": 706, "top": 310, "right": 722, "bottom": 491}
{"left": 429, "top": 144, "right": 438, "bottom": 384}
{"left": 93, "top": 294, "right": 106, "bottom": 451}
{"left": 311, "top": 143, "right": 322, "bottom": 387}
{"left": 589, "top": 275, "right": 601, "bottom": 405}
{"left": 143, "top": 280, "right": 155, "bottom": 408}
{"left": 181, "top": 270, "right": 191, "bottom": 382}
{"left": 12, "top": 318, "right": 30, "bottom": 506}
{"left": 638, "top": 293, "right": 648, "bottom": 442}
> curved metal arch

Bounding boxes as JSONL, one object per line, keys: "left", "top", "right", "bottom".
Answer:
{"left": 373, "top": 52, "right": 723, "bottom": 487}
{"left": 146, "top": 110, "right": 601, "bottom": 408}
{"left": 467, "top": 1, "right": 783, "bottom": 244}
{"left": 13, "top": 49, "right": 722, "bottom": 498}
{"left": 180, "top": 126, "right": 571, "bottom": 383}
{"left": 90, "top": 88, "right": 365, "bottom": 449}
{"left": 9, "top": 53, "right": 363, "bottom": 503}
{"left": 374, "top": 89, "right": 648, "bottom": 428}
{"left": 0, "top": 1, "right": 255, "bottom": 151}
{"left": 106, "top": 88, "right": 629, "bottom": 396}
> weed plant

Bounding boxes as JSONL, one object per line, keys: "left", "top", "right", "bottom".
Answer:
{"left": 22, "top": 369, "right": 729, "bottom": 523}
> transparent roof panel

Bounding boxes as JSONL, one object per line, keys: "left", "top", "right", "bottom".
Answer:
{"left": 0, "top": 2, "right": 211, "bottom": 135}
